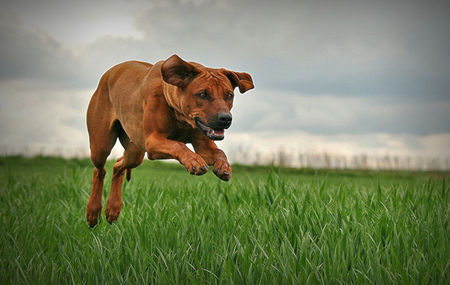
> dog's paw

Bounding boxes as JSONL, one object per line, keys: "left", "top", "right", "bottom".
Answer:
{"left": 213, "top": 159, "right": 232, "bottom": 181}
{"left": 182, "top": 153, "right": 209, "bottom": 176}
{"left": 86, "top": 204, "right": 102, "bottom": 227}
{"left": 105, "top": 200, "right": 122, "bottom": 224}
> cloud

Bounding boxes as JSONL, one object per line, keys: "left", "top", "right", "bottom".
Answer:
{"left": 231, "top": 90, "right": 450, "bottom": 135}
{"left": 0, "top": 81, "right": 92, "bottom": 152}
{"left": 1, "top": 0, "right": 144, "bottom": 44}
{"left": 3, "top": 0, "right": 449, "bottom": 97}
{"left": 0, "top": 18, "right": 93, "bottom": 89}
{"left": 132, "top": 0, "right": 450, "bottom": 97}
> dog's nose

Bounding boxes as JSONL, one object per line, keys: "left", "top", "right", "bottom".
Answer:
{"left": 217, "top": 112, "right": 232, "bottom": 127}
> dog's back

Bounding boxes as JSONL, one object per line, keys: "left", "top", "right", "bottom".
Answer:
{"left": 87, "top": 61, "right": 153, "bottom": 150}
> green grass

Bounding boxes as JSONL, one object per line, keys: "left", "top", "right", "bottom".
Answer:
{"left": 0, "top": 156, "right": 448, "bottom": 284}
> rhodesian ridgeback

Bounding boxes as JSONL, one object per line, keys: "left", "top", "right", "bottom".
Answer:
{"left": 85, "top": 55, "right": 254, "bottom": 226}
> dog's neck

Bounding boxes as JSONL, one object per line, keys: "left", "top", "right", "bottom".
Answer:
{"left": 162, "top": 83, "right": 196, "bottom": 128}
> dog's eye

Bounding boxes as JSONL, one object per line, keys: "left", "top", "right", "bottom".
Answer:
{"left": 226, "top": 92, "right": 234, "bottom": 100}
{"left": 195, "top": 91, "right": 208, "bottom": 99}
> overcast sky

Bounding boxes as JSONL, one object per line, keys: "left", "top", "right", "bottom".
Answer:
{"left": 0, "top": 0, "right": 449, "bottom": 163}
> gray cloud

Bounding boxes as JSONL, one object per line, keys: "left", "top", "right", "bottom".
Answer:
{"left": 132, "top": 0, "right": 450, "bottom": 97}
{"left": 0, "top": 22, "right": 93, "bottom": 89}
{"left": 231, "top": 91, "right": 450, "bottom": 135}
{"left": 2, "top": 0, "right": 449, "bottom": 97}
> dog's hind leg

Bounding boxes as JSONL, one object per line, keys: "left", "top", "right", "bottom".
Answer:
{"left": 85, "top": 88, "right": 119, "bottom": 227}
{"left": 86, "top": 165, "right": 107, "bottom": 227}
{"left": 86, "top": 131, "right": 117, "bottom": 226}
{"left": 105, "top": 130, "right": 145, "bottom": 224}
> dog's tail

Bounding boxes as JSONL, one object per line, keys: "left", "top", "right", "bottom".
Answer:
{"left": 126, "top": 169, "right": 132, "bottom": 181}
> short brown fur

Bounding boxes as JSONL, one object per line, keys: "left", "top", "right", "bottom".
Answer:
{"left": 86, "top": 55, "right": 253, "bottom": 226}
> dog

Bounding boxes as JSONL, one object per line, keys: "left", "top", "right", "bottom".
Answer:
{"left": 85, "top": 55, "right": 254, "bottom": 226}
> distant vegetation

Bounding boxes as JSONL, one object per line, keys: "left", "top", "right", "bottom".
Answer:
{"left": 2, "top": 144, "right": 450, "bottom": 171}
{"left": 227, "top": 147, "right": 450, "bottom": 171}
{"left": 0, "top": 156, "right": 448, "bottom": 284}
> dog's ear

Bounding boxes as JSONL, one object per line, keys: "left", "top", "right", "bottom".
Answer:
{"left": 222, "top": 70, "right": 254, "bottom": 93}
{"left": 161, "top": 55, "right": 199, "bottom": 88}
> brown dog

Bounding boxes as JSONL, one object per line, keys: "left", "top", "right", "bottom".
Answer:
{"left": 85, "top": 55, "right": 254, "bottom": 226}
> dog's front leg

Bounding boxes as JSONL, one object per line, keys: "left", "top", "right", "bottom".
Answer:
{"left": 192, "top": 138, "right": 232, "bottom": 181}
{"left": 145, "top": 134, "right": 209, "bottom": 175}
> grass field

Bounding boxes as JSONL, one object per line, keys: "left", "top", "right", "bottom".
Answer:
{"left": 0, "top": 156, "right": 448, "bottom": 284}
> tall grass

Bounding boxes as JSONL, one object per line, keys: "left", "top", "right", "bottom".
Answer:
{"left": 0, "top": 156, "right": 448, "bottom": 284}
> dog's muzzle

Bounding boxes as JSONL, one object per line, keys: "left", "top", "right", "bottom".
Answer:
{"left": 195, "top": 114, "right": 231, "bottom": 141}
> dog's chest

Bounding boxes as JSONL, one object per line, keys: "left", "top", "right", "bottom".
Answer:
{"left": 167, "top": 124, "right": 193, "bottom": 143}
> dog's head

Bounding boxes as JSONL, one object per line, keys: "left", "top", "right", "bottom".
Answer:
{"left": 161, "top": 54, "right": 254, "bottom": 140}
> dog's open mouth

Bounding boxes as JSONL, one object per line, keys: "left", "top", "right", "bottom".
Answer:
{"left": 195, "top": 117, "right": 225, "bottom": 140}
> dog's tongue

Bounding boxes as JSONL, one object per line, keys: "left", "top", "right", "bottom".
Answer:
{"left": 213, "top": 129, "right": 224, "bottom": 136}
